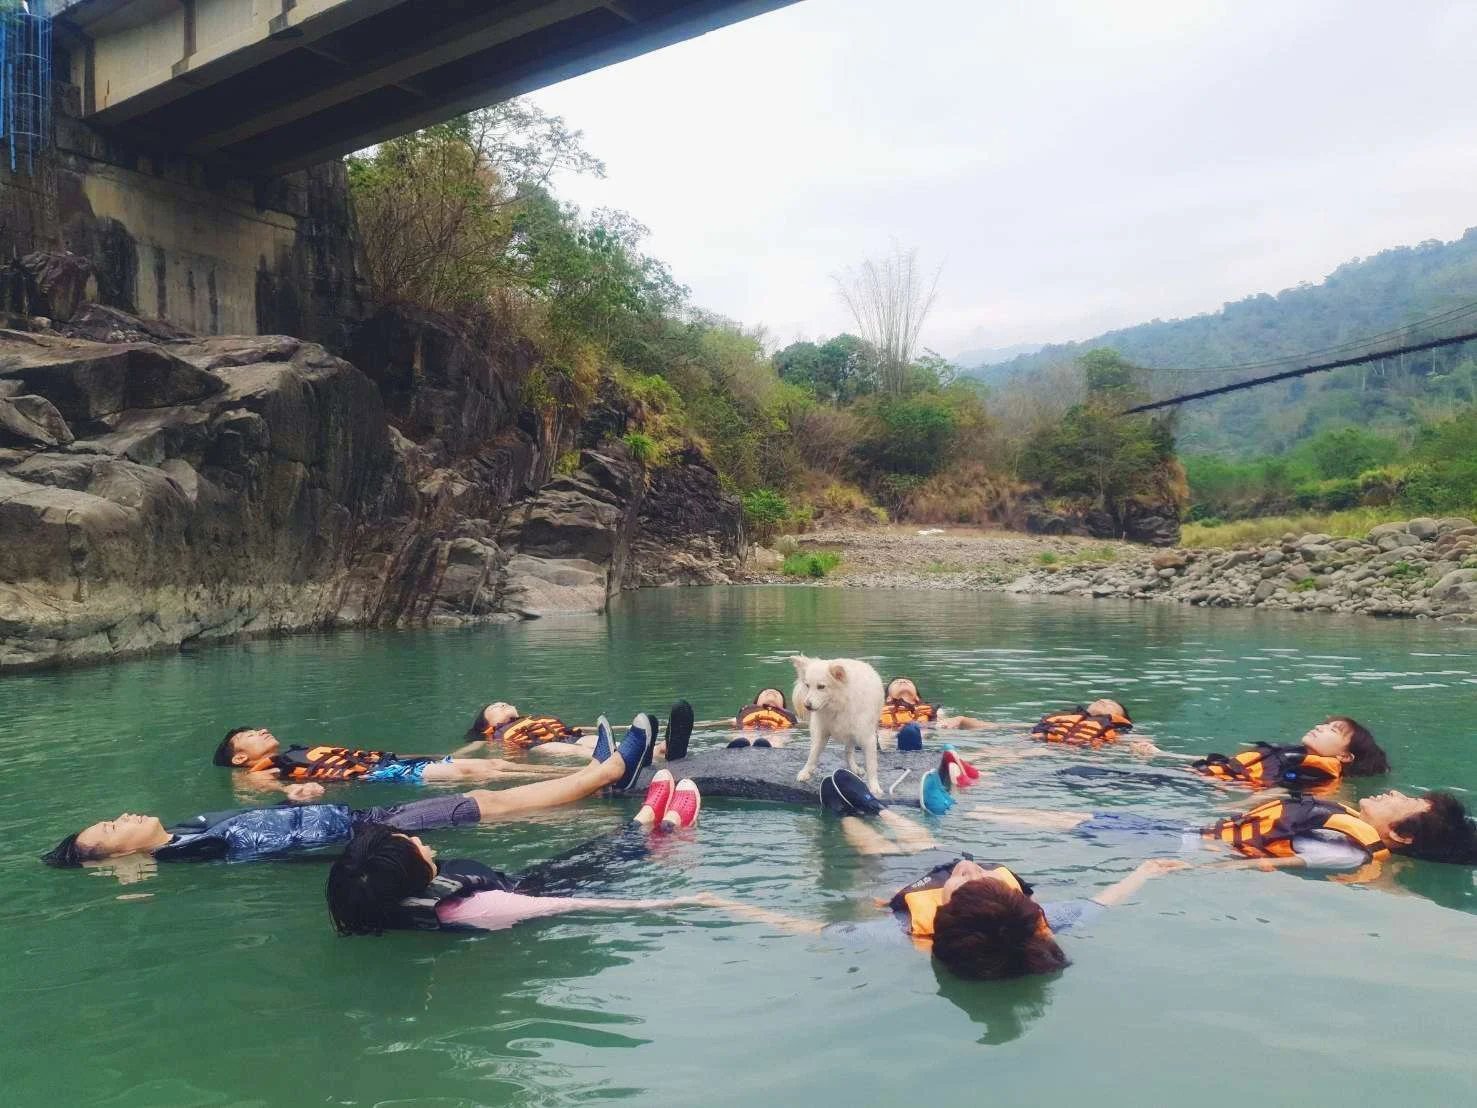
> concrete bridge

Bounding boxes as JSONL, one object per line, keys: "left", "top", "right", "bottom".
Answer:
{"left": 54, "top": 0, "right": 794, "bottom": 175}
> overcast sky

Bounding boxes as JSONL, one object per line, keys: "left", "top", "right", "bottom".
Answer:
{"left": 532, "top": 0, "right": 1477, "bottom": 359}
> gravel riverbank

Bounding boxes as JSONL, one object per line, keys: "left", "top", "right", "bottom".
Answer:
{"left": 742, "top": 518, "right": 1477, "bottom": 621}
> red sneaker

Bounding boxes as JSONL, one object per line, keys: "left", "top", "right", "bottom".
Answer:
{"left": 660, "top": 779, "right": 702, "bottom": 831}
{"left": 633, "top": 769, "right": 675, "bottom": 828}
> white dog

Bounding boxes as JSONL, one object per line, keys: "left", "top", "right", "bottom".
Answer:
{"left": 790, "top": 655, "right": 886, "bottom": 796}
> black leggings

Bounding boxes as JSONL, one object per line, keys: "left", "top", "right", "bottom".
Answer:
{"left": 514, "top": 826, "right": 652, "bottom": 897}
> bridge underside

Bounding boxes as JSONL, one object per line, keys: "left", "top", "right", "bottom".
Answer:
{"left": 62, "top": 0, "right": 794, "bottom": 177}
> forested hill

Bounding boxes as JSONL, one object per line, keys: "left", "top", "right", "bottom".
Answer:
{"left": 969, "top": 229, "right": 1477, "bottom": 455}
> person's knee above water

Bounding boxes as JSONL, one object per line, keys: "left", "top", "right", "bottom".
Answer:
{"left": 881, "top": 677, "right": 988, "bottom": 730}
{"left": 326, "top": 769, "right": 705, "bottom": 936}
{"left": 1029, "top": 698, "right": 1133, "bottom": 748}
{"left": 213, "top": 728, "right": 566, "bottom": 789}
{"left": 736, "top": 688, "right": 798, "bottom": 731}
{"left": 42, "top": 715, "right": 663, "bottom": 869}
{"left": 1181, "top": 716, "right": 1389, "bottom": 791}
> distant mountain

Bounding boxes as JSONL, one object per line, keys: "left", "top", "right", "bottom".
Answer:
{"left": 967, "top": 228, "right": 1477, "bottom": 456}
{"left": 952, "top": 341, "right": 1044, "bottom": 369}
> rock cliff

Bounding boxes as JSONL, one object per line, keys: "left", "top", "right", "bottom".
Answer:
{"left": 0, "top": 303, "right": 743, "bottom": 669}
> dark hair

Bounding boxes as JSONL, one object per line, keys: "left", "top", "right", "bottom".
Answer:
{"left": 41, "top": 831, "right": 91, "bottom": 868}
{"left": 1325, "top": 716, "right": 1389, "bottom": 776}
{"left": 1390, "top": 791, "right": 1477, "bottom": 864}
{"left": 212, "top": 727, "right": 253, "bottom": 767}
{"left": 464, "top": 704, "right": 496, "bottom": 742}
{"left": 931, "top": 879, "right": 1070, "bottom": 980}
{"left": 756, "top": 687, "right": 788, "bottom": 707}
{"left": 326, "top": 823, "right": 435, "bottom": 936}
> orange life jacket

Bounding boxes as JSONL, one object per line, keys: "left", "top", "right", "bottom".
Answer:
{"left": 1030, "top": 707, "right": 1132, "bottom": 748}
{"left": 489, "top": 715, "right": 580, "bottom": 750}
{"left": 736, "top": 703, "right": 798, "bottom": 731}
{"left": 248, "top": 744, "right": 392, "bottom": 781}
{"left": 887, "top": 859, "right": 1035, "bottom": 939}
{"left": 880, "top": 699, "right": 938, "bottom": 728}
{"left": 1203, "top": 797, "right": 1388, "bottom": 862}
{"left": 1191, "top": 743, "right": 1344, "bottom": 791}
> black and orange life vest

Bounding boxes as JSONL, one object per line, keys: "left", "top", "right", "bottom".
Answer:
{"left": 489, "top": 715, "right": 580, "bottom": 750}
{"left": 1191, "top": 743, "right": 1344, "bottom": 792}
{"left": 880, "top": 699, "right": 938, "bottom": 728}
{"left": 736, "top": 703, "right": 798, "bottom": 731}
{"left": 1203, "top": 797, "right": 1388, "bottom": 862}
{"left": 887, "top": 858, "right": 1035, "bottom": 939}
{"left": 1030, "top": 707, "right": 1132, "bottom": 748}
{"left": 248, "top": 744, "right": 393, "bottom": 781}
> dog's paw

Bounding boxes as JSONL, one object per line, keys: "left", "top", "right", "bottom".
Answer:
{"left": 795, "top": 767, "right": 814, "bottom": 783}
{"left": 867, "top": 779, "right": 884, "bottom": 796}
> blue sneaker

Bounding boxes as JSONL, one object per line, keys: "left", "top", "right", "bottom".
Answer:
{"left": 614, "top": 713, "right": 656, "bottom": 791}
{"left": 592, "top": 716, "right": 615, "bottom": 763}
{"left": 919, "top": 769, "right": 956, "bottom": 815}
{"left": 897, "top": 723, "right": 923, "bottom": 751}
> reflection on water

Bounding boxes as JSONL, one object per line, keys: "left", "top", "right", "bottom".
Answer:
{"left": 3, "top": 587, "right": 1477, "bottom": 1103}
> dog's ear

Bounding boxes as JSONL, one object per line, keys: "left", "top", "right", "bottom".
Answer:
{"left": 829, "top": 663, "right": 847, "bottom": 683}
{"left": 789, "top": 655, "right": 810, "bottom": 677}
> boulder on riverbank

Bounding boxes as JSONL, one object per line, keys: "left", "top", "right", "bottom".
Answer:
{"left": 1003, "top": 517, "right": 1477, "bottom": 620}
{"left": 0, "top": 308, "right": 743, "bottom": 669}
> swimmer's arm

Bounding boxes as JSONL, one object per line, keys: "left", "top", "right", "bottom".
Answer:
{"left": 451, "top": 740, "right": 488, "bottom": 758}
{"left": 1090, "top": 859, "right": 1190, "bottom": 906}
{"left": 1127, "top": 740, "right": 1197, "bottom": 760}
{"left": 236, "top": 770, "right": 327, "bottom": 798}
{"left": 964, "top": 806, "right": 1092, "bottom": 831}
{"left": 688, "top": 893, "right": 824, "bottom": 934}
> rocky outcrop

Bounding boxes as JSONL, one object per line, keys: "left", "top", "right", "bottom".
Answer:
{"left": 1020, "top": 493, "right": 1181, "bottom": 547}
{"left": 1005, "top": 517, "right": 1477, "bottom": 619}
{"left": 0, "top": 309, "right": 743, "bottom": 669}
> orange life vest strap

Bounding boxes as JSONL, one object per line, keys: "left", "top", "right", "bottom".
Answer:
{"left": 737, "top": 704, "right": 797, "bottom": 731}
{"left": 880, "top": 700, "right": 938, "bottom": 728}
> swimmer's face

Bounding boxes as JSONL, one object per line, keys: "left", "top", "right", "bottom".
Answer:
{"left": 229, "top": 729, "right": 279, "bottom": 765}
{"left": 74, "top": 813, "right": 168, "bottom": 860}
{"left": 1301, "top": 719, "right": 1353, "bottom": 760}
{"left": 394, "top": 833, "right": 438, "bottom": 878}
{"left": 1087, "top": 699, "right": 1125, "bottom": 719}
{"left": 888, "top": 679, "right": 919, "bottom": 703}
{"left": 940, "top": 859, "right": 1020, "bottom": 905}
{"left": 1358, "top": 790, "right": 1429, "bottom": 840}
{"left": 756, "top": 688, "right": 785, "bottom": 710}
{"left": 484, "top": 702, "right": 519, "bottom": 728}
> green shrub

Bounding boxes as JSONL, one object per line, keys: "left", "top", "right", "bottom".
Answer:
{"left": 623, "top": 431, "right": 661, "bottom": 466}
{"left": 1387, "top": 560, "right": 1419, "bottom": 579}
{"left": 741, "top": 488, "right": 792, "bottom": 541}
{"left": 1038, "top": 551, "right": 1058, "bottom": 565}
{"left": 553, "top": 450, "right": 581, "bottom": 476}
{"left": 1291, "top": 578, "right": 1318, "bottom": 592}
{"left": 782, "top": 551, "right": 842, "bottom": 578}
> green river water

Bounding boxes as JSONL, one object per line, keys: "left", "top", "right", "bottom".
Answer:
{"left": 4, "top": 586, "right": 1477, "bottom": 1106}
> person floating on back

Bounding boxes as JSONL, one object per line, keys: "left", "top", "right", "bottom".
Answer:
{"left": 325, "top": 767, "right": 704, "bottom": 936}
{"left": 968, "top": 788, "right": 1477, "bottom": 876}
{"left": 880, "top": 677, "right": 989, "bottom": 730}
{"left": 736, "top": 688, "right": 798, "bottom": 731}
{"left": 703, "top": 767, "right": 1185, "bottom": 980}
{"left": 466, "top": 702, "right": 586, "bottom": 753}
{"left": 214, "top": 728, "right": 570, "bottom": 791}
{"left": 42, "top": 715, "right": 659, "bottom": 869}
{"left": 1132, "top": 716, "right": 1389, "bottom": 792}
{"left": 1030, "top": 699, "right": 1133, "bottom": 748}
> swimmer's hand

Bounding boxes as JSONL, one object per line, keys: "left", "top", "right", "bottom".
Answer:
{"left": 1138, "top": 858, "right": 1190, "bottom": 876}
{"left": 284, "top": 783, "right": 326, "bottom": 802}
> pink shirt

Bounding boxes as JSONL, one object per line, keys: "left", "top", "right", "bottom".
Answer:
{"left": 435, "top": 890, "right": 676, "bottom": 931}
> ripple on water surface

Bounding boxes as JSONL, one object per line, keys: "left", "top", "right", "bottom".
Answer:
{"left": 3, "top": 587, "right": 1477, "bottom": 1103}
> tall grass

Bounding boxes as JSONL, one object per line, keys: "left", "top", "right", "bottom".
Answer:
{"left": 1180, "top": 507, "right": 1412, "bottom": 548}
{"left": 782, "top": 551, "right": 842, "bottom": 578}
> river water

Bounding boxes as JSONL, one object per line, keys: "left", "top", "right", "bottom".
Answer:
{"left": 4, "top": 587, "right": 1477, "bottom": 1105}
